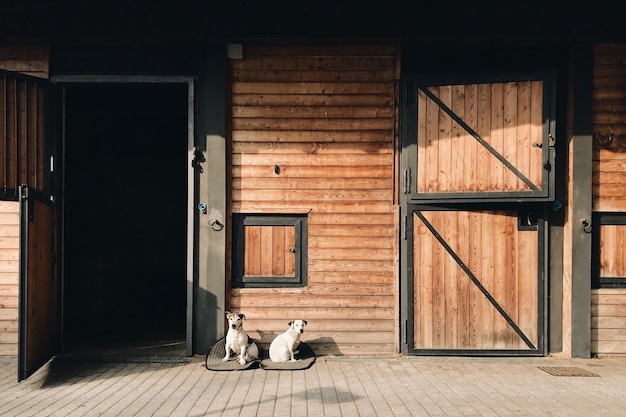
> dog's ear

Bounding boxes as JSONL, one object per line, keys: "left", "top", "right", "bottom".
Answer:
{"left": 239, "top": 313, "right": 246, "bottom": 320}
{"left": 225, "top": 311, "right": 231, "bottom": 317}
{"left": 303, "top": 320, "right": 308, "bottom": 326}
{"left": 288, "top": 321, "right": 293, "bottom": 326}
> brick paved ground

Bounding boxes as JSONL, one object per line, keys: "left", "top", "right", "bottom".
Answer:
{"left": 1, "top": 355, "right": 625, "bottom": 416}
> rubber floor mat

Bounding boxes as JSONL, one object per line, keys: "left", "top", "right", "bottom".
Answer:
{"left": 538, "top": 366, "right": 600, "bottom": 377}
{"left": 260, "top": 342, "right": 316, "bottom": 371}
{"left": 204, "top": 337, "right": 259, "bottom": 371}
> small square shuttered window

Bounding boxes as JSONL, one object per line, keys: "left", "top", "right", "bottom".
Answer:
{"left": 232, "top": 214, "right": 307, "bottom": 288}
{"left": 593, "top": 214, "right": 626, "bottom": 288}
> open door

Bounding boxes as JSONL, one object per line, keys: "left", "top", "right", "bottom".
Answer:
{"left": 0, "top": 69, "right": 58, "bottom": 381}
{"left": 19, "top": 186, "right": 59, "bottom": 381}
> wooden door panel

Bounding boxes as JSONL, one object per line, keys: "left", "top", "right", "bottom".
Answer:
{"left": 0, "top": 70, "right": 48, "bottom": 195}
{"left": 411, "top": 209, "right": 540, "bottom": 352}
{"left": 403, "top": 73, "right": 555, "bottom": 203}
{"left": 244, "top": 224, "right": 296, "bottom": 279}
{"left": 19, "top": 187, "right": 58, "bottom": 381}
{"left": 416, "top": 81, "right": 544, "bottom": 194}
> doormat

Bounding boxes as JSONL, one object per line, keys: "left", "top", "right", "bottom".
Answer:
{"left": 259, "top": 342, "right": 316, "bottom": 371}
{"left": 538, "top": 366, "right": 600, "bottom": 377}
{"left": 204, "top": 337, "right": 259, "bottom": 371}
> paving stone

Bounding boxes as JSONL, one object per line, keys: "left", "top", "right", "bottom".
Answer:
{"left": 1, "top": 356, "right": 626, "bottom": 416}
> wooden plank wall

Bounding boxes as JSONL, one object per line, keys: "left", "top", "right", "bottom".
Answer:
{"left": 229, "top": 45, "right": 399, "bottom": 355}
{"left": 592, "top": 43, "right": 626, "bottom": 355}
{"left": 593, "top": 43, "right": 626, "bottom": 212}
{"left": 0, "top": 44, "right": 49, "bottom": 79}
{"left": 0, "top": 201, "right": 19, "bottom": 356}
{"left": 592, "top": 289, "right": 626, "bottom": 355}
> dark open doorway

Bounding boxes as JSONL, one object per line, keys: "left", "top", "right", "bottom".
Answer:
{"left": 62, "top": 83, "right": 188, "bottom": 354}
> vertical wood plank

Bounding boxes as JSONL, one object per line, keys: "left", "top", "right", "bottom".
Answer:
{"left": 431, "top": 211, "right": 446, "bottom": 348}
{"left": 417, "top": 89, "right": 428, "bottom": 193}
{"left": 479, "top": 211, "right": 493, "bottom": 349}
{"left": 424, "top": 89, "right": 439, "bottom": 192}
{"left": 451, "top": 85, "right": 465, "bottom": 191}
{"left": 476, "top": 84, "right": 491, "bottom": 192}
{"left": 492, "top": 212, "right": 507, "bottom": 348}
{"left": 518, "top": 222, "right": 539, "bottom": 345}
{"left": 415, "top": 214, "right": 433, "bottom": 349}
{"left": 505, "top": 212, "right": 518, "bottom": 347}
{"left": 457, "top": 210, "right": 470, "bottom": 348}
{"left": 490, "top": 84, "right": 504, "bottom": 191}
{"left": 443, "top": 211, "right": 458, "bottom": 348}
{"left": 530, "top": 80, "right": 544, "bottom": 187}
{"left": 503, "top": 82, "right": 518, "bottom": 191}
{"left": 260, "top": 226, "right": 273, "bottom": 276}
{"left": 244, "top": 226, "right": 261, "bottom": 276}
{"left": 464, "top": 84, "right": 477, "bottom": 191}
{"left": 272, "top": 226, "right": 285, "bottom": 276}
{"left": 468, "top": 210, "right": 482, "bottom": 348}
{"left": 285, "top": 226, "right": 296, "bottom": 277}
{"left": 517, "top": 81, "right": 532, "bottom": 191}
{"left": 438, "top": 86, "right": 452, "bottom": 192}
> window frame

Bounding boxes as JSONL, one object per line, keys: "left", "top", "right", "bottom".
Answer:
{"left": 231, "top": 214, "right": 308, "bottom": 288}
{"left": 592, "top": 213, "right": 626, "bottom": 288}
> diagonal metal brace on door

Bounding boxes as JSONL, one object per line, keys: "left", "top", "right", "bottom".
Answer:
{"left": 420, "top": 87, "right": 540, "bottom": 192}
{"left": 414, "top": 210, "right": 537, "bottom": 350}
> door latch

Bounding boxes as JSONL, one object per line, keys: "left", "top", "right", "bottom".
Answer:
{"left": 580, "top": 218, "right": 592, "bottom": 233}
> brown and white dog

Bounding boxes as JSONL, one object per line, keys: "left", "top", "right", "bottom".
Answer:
{"left": 269, "top": 320, "right": 307, "bottom": 362}
{"left": 222, "top": 311, "right": 259, "bottom": 365}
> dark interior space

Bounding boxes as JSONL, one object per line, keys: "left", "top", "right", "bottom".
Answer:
{"left": 62, "top": 83, "right": 188, "bottom": 353}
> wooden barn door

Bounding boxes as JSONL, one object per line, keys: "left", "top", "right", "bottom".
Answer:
{"left": 0, "top": 70, "right": 58, "bottom": 379}
{"left": 19, "top": 186, "right": 58, "bottom": 381}
{"left": 400, "top": 73, "right": 554, "bottom": 355}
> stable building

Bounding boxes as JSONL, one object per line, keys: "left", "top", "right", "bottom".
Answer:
{"left": 0, "top": 1, "right": 625, "bottom": 380}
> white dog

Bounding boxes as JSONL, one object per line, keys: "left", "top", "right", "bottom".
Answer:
{"left": 222, "top": 311, "right": 259, "bottom": 365}
{"left": 269, "top": 320, "right": 308, "bottom": 362}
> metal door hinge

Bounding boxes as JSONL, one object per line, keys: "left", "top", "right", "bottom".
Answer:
{"left": 404, "top": 320, "right": 408, "bottom": 343}
{"left": 404, "top": 169, "right": 412, "bottom": 194}
{"left": 404, "top": 80, "right": 412, "bottom": 105}
{"left": 402, "top": 214, "right": 408, "bottom": 240}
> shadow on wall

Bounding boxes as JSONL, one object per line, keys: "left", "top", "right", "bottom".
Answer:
{"left": 193, "top": 287, "right": 220, "bottom": 355}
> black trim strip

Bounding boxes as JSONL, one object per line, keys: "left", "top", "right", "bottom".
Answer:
{"left": 415, "top": 210, "right": 536, "bottom": 350}
{"left": 420, "top": 87, "right": 540, "bottom": 192}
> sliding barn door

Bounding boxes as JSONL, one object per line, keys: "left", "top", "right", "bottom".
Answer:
{"left": 401, "top": 73, "right": 554, "bottom": 355}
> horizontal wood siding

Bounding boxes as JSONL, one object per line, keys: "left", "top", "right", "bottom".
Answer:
{"left": 0, "top": 44, "right": 49, "bottom": 79}
{"left": 592, "top": 289, "right": 626, "bottom": 355}
{"left": 0, "top": 201, "right": 19, "bottom": 356}
{"left": 592, "top": 44, "right": 626, "bottom": 356}
{"left": 593, "top": 44, "right": 626, "bottom": 212}
{"left": 230, "top": 45, "right": 398, "bottom": 355}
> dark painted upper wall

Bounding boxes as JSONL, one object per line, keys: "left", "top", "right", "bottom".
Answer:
{"left": 1, "top": 1, "right": 626, "bottom": 45}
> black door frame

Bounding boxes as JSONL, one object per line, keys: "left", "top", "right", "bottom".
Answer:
{"left": 399, "top": 71, "right": 555, "bottom": 356}
{"left": 51, "top": 75, "right": 196, "bottom": 356}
